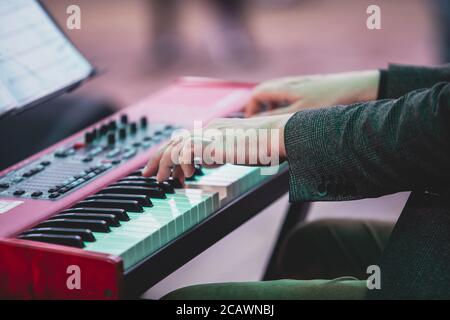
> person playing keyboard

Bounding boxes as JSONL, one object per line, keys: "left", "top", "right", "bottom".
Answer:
{"left": 143, "top": 64, "right": 450, "bottom": 299}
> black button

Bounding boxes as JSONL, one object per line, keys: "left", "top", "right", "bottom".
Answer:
{"left": 31, "top": 191, "right": 43, "bottom": 198}
{"left": 108, "top": 120, "right": 117, "bottom": 131}
{"left": 54, "top": 151, "right": 67, "bottom": 158}
{"left": 100, "top": 124, "right": 108, "bottom": 135}
{"left": 85, "top": 131, "right": 94, "bottom": 144}
{"left": 59, "top": 187, "right": 70, "bottom": 194}
{"left": 119, "top": 127, "right": 127, "bottom": 139}
{"left": 140, "top": 116, "right": 147, "bottom": 128}
{"left": 130, "top": 122, "right": 137, "bottom": 134}
{"left": 120, "top": 114, "right": 128, "bottom": 125}
{"left": 13, "top": 190, "right": 25, "bottom": 196}
{"left": 107, "top": 132, "right": 116, "bottom": 145}
{"left": 22, "top": 170, "right": 35, "bottom": 178}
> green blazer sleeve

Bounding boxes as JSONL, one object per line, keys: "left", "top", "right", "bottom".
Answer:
{"left": 378, "top": 64, "right": 450, "bottom": 99}
{"left": 284, "top": 82, "right": 450, "bottom": 202}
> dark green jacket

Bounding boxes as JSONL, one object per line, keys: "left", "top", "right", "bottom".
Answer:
{"left": 284, "top": 64, "right": 450, "bottom": 299}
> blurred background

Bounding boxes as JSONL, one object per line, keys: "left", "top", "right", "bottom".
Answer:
{"left": 37, "top": 0, "right": 449, "bottom": 299}
{"left": 43, "top": 0, "right": 447, "bottom": 108}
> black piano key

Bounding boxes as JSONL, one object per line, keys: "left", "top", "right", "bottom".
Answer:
{"left": 86, "top": 194, "right": 153, "bottom": 207}
{"left": 60, "top": 207, "right": 129, "bottom": 221}
{"left": 194, "top": 164, "right": 204, "bottom": 176}
{"left": 19, "top": 233, "right": 85, "bottom": 248}
{"left": 112, "top": 181, "right": 174, "bottom": 194}
{"left": 53, "top": 213, "right": 120, "bottom": 227}
{"left": 101, "top": 186, "right": 166, "bottom": 199}
{"left": 38, "top": 219, "right": 110, "bottom": 233}
{"left": 168, "top": 177, "right": 183, "bottom": 188}
{"left": 119, "top": 176, "right": 157, "bottom": 183}
{"left": 22, "top": 227, "right": 95, "bottom": 242}
{"left": 128, "top": 170, "right": 143, "bottom": 176}
{"left": 73, "top": 199, "right": 143, "bottom": 213}
{"left": 120, "top": 176, "right": 182, "bottom": 190}
{"left": 158, "top": 181, "right": 175, "bottom": 193}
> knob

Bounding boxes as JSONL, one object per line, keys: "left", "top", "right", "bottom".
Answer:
{"left": 107, "top": 132, "right": 116, "bottom": 145}
{"left": 140, "top": 116, "right": 147, "bottom": 129}
{"left": 91, "top": 128, "right": 98, "bottom": 139}
{"left": 120, "top": 114, "right": 128, "bottom": 125}
{"left": 84, "top": 131, "right": 94, "bottom": 144}
{"left": 130, "top": 122, "right": 137, "bottom": 134}
{"left": 108, "top": 120, "right": 117, "bottom": 131}
{"left": 119, "top": 127, "right": 127, "bottom": 139}
{"left": 100, "top": 124, "right": 108, "bottom": 135}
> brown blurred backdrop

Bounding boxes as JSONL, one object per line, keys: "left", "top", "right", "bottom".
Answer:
{"left": 43, "top": 0, "right": 442, "bottom": 109}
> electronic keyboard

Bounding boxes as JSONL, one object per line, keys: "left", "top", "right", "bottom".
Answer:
{"left": 0, "top": 77, "right": 288, "bottom": 299}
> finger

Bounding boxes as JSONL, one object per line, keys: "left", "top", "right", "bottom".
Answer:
{"left": 142, "top": 144, "right": 167, "bottom": 177}
{"left": 180, "top": 138, "right": 195, "bottom": 178}
{"left": 245, "top": 92, "right": 300, "bottom": 117}
{"left": 244, "top": 97, "right": 261, "bottom": 117}
{"left": 172, "top": 165, "right": 185, "bottom": 185}
{"left": 156, "top": 143, "right": 180, "bottom": 182}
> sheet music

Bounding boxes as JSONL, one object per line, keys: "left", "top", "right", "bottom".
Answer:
{"left": 0, "top": 0, "right": 92, "bottom": 115}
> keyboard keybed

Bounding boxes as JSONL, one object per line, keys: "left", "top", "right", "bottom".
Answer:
{"left": 19, "top": 163, "right": 276, "bottom": 271}
{"left": 84, "top": 189, "right": 218, "bottom": 270}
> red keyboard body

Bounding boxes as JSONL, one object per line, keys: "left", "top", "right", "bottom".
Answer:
{"left": 0, "top": 77, "right": 254, "bottom": 299}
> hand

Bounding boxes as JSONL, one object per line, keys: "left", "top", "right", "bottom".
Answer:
{"left": 142, "top": 114, "right": 291, "bottom": 182}
{"left": 244, "top": 70, "right": 380, "bottom": 117}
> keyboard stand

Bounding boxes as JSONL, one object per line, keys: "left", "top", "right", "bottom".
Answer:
{"left": 123, "top": 167, "right": 289, "bottom": 298}
{"left": 262, "top": 201, "right": 311, "bottom": 281}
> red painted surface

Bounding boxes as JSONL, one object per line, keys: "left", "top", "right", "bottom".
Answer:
{"left": 0, "top": 77, "right": 253, "bottom": 299}
{"left": 0, "top": 238, "right": 123, "bottom": 299}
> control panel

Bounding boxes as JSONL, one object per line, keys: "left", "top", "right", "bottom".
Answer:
{"left": 0, "top": 114, "right": 178, "bottom": 200}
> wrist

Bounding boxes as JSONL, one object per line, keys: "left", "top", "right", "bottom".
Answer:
{"left": 274, "top": 114, "right": 291, "bottom": 159}
{"left": 347, "top": 70, "right": 380, "bottom": 102}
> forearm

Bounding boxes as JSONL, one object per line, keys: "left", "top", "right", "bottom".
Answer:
{"left": 284, "top": 83, "right": 450, "bottom": 202}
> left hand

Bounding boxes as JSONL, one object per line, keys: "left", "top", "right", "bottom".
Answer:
{"left": 142, "top": 114, "right": 291, "bottom": 182}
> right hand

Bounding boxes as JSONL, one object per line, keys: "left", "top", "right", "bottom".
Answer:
{"left": 244, "top": 70, "right": 380, "bottom": 117}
